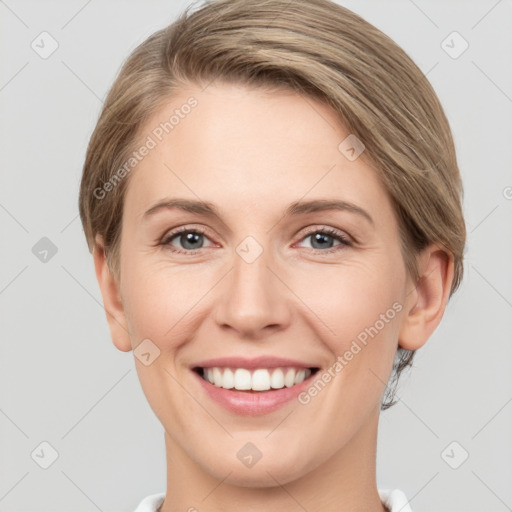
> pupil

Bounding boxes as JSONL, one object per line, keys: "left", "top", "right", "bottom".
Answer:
{"left": 179, "top": 232, "right": 334, "bottom": 251}
{"left": 182, "top": 232, "right": 202, "bottom": 249}
{"left": 312, "top": 233, "right": 333, "bottom": 249}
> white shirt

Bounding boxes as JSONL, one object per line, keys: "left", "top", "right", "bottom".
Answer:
{"left": 133, "top": 489, "right": 413, "bottom": 511}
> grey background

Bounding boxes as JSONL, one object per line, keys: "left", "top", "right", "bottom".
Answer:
{"left": 1, "top": 0, "right": 511, "bottom": 511}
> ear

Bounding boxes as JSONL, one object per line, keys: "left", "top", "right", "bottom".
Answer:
{"left": 92, "top": 235, "right": 132, "bottom": 352}
{"left": 398, "top": 245, "right": 455, "bottom": 351}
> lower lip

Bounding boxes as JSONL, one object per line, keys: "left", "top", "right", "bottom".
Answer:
{"left": 192, "top": 370, "right": 314, "bottom": 416}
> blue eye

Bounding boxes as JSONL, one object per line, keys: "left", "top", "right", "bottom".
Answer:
{"left": 161, "top": 228, "right": 213, "bottom": 254}
{"left": 160, "top": 226, "right": 352, "bottom": 256}
{"left": 298, "top": 228, "right": 352, "bottom": 253}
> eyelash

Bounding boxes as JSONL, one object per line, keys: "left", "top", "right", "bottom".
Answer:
{"left": 160, "top": 225, "right": 353, "bottom": 256}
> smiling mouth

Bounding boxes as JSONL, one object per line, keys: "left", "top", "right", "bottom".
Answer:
{"left": 193, "top": 366, "right": 320, "bottom": 392}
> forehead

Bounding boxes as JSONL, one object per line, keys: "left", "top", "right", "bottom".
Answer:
{"left": 124, "top": 82, "right": 391, "bottom": 223}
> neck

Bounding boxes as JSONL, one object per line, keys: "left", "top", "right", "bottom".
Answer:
{"left": 159, "top": 406, "right": 387, "bottom": 512}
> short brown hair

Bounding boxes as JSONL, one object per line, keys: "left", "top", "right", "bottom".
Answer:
{"left": 79, "top": 0, "right": 466, "bottom": 409}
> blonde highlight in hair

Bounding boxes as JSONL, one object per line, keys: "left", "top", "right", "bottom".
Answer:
{"left": 79, "top": 0, "right": 466, "bottom": 409}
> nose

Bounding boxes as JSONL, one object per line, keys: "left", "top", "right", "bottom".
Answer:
{"left": 214, "top": 244, "right": 292, "bottom": 339}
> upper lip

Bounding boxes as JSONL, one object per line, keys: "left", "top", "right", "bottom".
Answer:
{"left": 192, "top": 356, "right": 318, "bottom": 370}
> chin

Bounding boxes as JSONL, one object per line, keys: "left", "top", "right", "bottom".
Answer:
{"left": 200, "top": 452, "right": 313, "bottom": 488}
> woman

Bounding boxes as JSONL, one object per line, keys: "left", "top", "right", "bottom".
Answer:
{"left": 78, "top": 0, "right": 466, "bottom": 510}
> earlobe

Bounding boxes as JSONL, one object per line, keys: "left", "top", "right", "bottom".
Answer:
{"left": 92, "top": 235, "right": 133, "bottom": 352}
{"left": 398, "top": 245, "right": 455, "bottom": 351}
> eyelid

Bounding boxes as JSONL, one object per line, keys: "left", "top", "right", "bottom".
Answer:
{"left": 160, "top": 225, "right": 217, "bottom": 250}
{"left": 292, "top": 225, "right": 353, "bottom": 252}
{"left": 295, "top": 225, "right": 353, "bottom": 243}
{"left": 160, "top": 224, "right": 354, "bottom": 255}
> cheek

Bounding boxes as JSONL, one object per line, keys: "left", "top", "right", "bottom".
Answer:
{"left": 297, "top": 271, "right": 405, "bottom": 430}
{"left": 120, "top": 255, "right": 214, "bottom": 345}
{"left": 298, "top": 256, "right": 406, "bottom": 353}
{"left": 119, "top": 258, "right": 211, "bottom": 423}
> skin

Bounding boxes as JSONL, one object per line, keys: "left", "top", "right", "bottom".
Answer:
{"left": 93, "top": 82, "right": 454, "bottom": 512}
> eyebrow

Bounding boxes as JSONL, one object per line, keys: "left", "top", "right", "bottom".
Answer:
{"left": 142, "top": 198, "right": 374, "bottom": 225}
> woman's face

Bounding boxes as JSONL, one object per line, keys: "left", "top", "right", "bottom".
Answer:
{"left": 114, "top": 82, "right": 415, "bottom": 485}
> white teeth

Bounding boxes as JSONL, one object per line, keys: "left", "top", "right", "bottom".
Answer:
{"left": 270, "top": 368, "right": 285, "bottom": 389}
{"left": 222, "top": 368, "right": 234, "bottom": 389}
{"left": 284, "top": 368, "right": 295, "bottom": 388}
{"left": 201, "top": 367, "right": 312, "bottom": 391}
{"left": 234, "top": 368, "right": 252, "bottom": 390}
{"left": 294, "top": 369, "right": 306, "bottom": 385}
{"left": 213, "top": 367, "right": 223, "bottom": 387}
{"left": 252, "top": 369, "right": 271, "bottom": 391}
